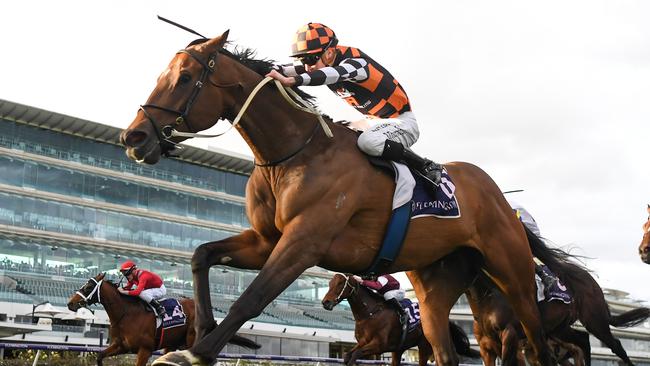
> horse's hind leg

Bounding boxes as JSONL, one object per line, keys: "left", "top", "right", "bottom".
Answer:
{"left": 500, "top": 326, "right": 522, "bottom": 366}
{"left": 190, "top": 230, "right": 272, "bottom": 342}
{"left": 391, "top": 351, "right": 404, "bottom": 366}
{"left": 582, "top": 318, "right": 634, "bottom": 365}
{"left": 481, "top": 233, "right": 552, "bottom": 366}
{"left": 407, "top": 250, "right": 478, "bottom": 366}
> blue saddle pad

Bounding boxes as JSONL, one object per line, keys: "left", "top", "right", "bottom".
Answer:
{"left": 411, "top": 168, "right": 460, "bottom": 219}
{"left": 160, "top": 298, "right": 187, "bottom": 329}
{"left": 399, "top": 298, "right": 421, "bottom": 330}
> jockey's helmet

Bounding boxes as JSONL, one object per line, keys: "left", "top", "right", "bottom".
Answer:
{"left": 290, "top": 22, "right": 338, "bottom": 57}
{"left": 120, "top": 260, "right": 137, "bottom": 276}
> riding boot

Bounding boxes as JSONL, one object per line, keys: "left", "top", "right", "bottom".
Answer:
{"left": 535, "top": 264, "right": 556, "bottom": 298}
{"left": 150, "top": 299, "right": 165, "bottom": 319}
{"left": 382, "top": 140, "right": 442, "bottom": 188}
{"left": 387, "top": 297, "right": 408, "bottom": 325}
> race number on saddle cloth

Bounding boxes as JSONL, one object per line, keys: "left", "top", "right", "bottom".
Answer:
{"left": 156, "top": 298, "right": 187, "bottom": 330}
{"left": 399, "top": 298, "right": 421, "bottom": 331}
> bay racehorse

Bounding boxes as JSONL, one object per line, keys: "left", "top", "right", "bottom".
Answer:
{"left": 67, "top": 273, "right": 260, "bottom": 366}
{"left": 638, "top": 205, "right": 650, "bottom": 263}
{"left": 120, "top": 32, "right": 555, "bottom": 366}
{"left": 321, "top": 273, "right": 480, "bottom": 365}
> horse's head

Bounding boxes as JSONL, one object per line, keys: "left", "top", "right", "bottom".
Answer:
{"left": 638, "top": 204, "right": 650, "bottom": 263}
{"left": 67, "top": 272, "right": 106, "bottom": 311}
{"left": 121, "top": 31, "right": 239, "bottom": 164}
{"left": 322, "top": 274, "right": 357, "bottom": 311}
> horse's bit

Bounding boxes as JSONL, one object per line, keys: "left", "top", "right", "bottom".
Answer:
{"left": 76, "top": 278, "right": 103, "bottom": 306}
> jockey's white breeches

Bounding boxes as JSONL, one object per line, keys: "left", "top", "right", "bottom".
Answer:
{"left": 138, "top": 284, "right": 166, "bottom": 303}
{"left": 357, "top": 112, "right": 419, "bottom": 156}
{"left": 383, "top": 289, "right": 406, "bottom": 301}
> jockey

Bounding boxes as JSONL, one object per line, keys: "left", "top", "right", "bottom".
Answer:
{"left": 353, "top": 273, "right": 408, "bottom": 323}
{"left": 118, "top": 260, "right": 166, "bottom": 318}
{"left": 505, "top": 198, "right": 556, "bottom": 297}
{"left": 266, "top": 22, "right": 442, "bottom": 188}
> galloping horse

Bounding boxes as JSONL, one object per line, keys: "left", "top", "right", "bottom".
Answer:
{"left": 321, "top": 273, "right": 480, "bottom": 366}
{"left": 121, "top": 32, "right": 554, "bottom": 366}
{"left": 637, "top": 205, "right": 650, "bottom": 263}
{"left": 67, "top": 273, "right": 259, "bottom": 366}
{"left": 469, "top": 228, "right": 650, "bottom": 366}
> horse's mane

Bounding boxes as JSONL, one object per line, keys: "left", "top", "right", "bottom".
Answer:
{"left": 186, "top": 38, "right": 319, "bottom": 107}
{"left": 354, "top": 280, "right": 388, "bottom": 303}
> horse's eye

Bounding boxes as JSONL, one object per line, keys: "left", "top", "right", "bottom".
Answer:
{"left": 179, "top": 73, "right": 192, "bottom": 84}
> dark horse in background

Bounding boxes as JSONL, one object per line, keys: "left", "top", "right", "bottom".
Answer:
{"left": 321, "top": 273, "right": 480, "bottom": 365}
{"left": 67, "top": 273, "right": 259, "bottom": 366}
{"left": 466, "top": 228, "right": 650, "bottom": 366}
{"left": 121, "top": 31, "right": 557, "bottom": 366}
{"left": 637, "top": 205, "right": 650, "bottom": 263}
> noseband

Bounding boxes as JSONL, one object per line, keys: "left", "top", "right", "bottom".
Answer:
{"left": 139, "top": 48, "right": 218, "bottom": 156}
{"left": 335, "top": 274, "right": 357, "bottom": 303}
{"left": 76, "top": 278, "right": 103, "bottom": 306}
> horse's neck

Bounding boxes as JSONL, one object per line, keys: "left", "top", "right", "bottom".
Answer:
{"left": 348, "top": 286, "right": 383, "bottom": 320}
{"left": 100, "top": 284, "right": 130, "bottom": 322}
{"left": 233, "top": 84, "right": 328, "bottom": 166}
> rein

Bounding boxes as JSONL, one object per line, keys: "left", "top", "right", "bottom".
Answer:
{"left": 76, "top": 278, "right": 127, "bottom": 326}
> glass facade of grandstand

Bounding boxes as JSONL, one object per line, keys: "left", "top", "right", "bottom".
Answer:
{"left": 0, "top": 118, "right": 353, "bottom": 351}
{"left": 2, "top": 112, "right": 650, "bottom": 364}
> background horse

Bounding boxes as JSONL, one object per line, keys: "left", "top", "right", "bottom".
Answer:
{"left": 638, "top": 205, "right": 650, "bottom": 263}
{"left": 67, "top": 273, "right": 259, "bottom": 366}
{"left": 321, "top": 273, "right": 480, "bottom": 366}
{"left": 470, "top": 228, "right": 650, "bottom": 366}
{"left": 121, "top": 32, "right": 555, "bottom": 366}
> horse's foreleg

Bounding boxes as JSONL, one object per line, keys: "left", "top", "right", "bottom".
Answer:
{"left": 135, "top": 348, "right": 152, "bottom": 366}
{"left": 417, "top": 338, "right": 433, "bottom": 366}
{"left": 501, "top": 326, "right": 521, "bottom": 366}
{"left": 187, "top": 228, "right": 328, "bottom": 363}
{"left": 191, "top": 230, "right": 272, "bottom": 342}
{"left": 96, "top": 342, "right": 124, "bottom": 366}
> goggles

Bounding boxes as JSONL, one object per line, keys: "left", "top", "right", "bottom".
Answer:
{"left": 298, "top": 53, "right": 322, "bottom": 66}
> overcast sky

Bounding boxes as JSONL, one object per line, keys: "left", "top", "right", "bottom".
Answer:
{"left": 2, "top": 1, "right": 650, "bottom": 302}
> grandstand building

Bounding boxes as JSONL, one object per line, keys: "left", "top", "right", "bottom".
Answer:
{"left": 0, "top": 98, "right": 649, "bottom": 365}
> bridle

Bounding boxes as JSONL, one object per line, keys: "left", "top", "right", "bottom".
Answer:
{"left": 139, "top": 48, "right": 219, "bottom": 157}
{"left": 75, "top": 277, "right": 103, "bottom": 307}
{"left": 334, "top": 274, "right": 357, "bottom": 303}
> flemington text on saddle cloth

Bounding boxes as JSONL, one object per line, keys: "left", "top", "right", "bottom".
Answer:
{"left": 391, "top": 164, "right": 461, "bottom": 219}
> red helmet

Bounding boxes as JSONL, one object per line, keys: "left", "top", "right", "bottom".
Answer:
{"left": 120, "top": 260, "right": 137, "bottom": 275}
{"left": 290, "top": 22, "right": 338, "bottom": 57}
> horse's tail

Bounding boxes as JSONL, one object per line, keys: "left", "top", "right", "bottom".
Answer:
{"left": 610, "top": 307, "right": 650, "bottom": 328}
{"left": 523, "top": 224, "right": 588, "bottom": 290}
{"left": 228, "top": 333, "right": 262, "bottom": 349}
{"left": 449, "top": 322, "right": 481, "bottom": 358}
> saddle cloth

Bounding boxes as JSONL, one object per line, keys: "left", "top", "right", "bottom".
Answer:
{"left": 150, "top": 298, "right": 187, "bottom": 329}
{"left": 399, "top": 298, "right": 421, "bottom": 330}
{"left": 535, "top": 265, "right": 572, "bottom": 304}
{"left": 390, "top": 163, "right": 461, "bottom": 219}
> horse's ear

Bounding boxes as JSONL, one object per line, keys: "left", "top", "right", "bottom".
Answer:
{"left": 647, "top": 204, "right": 649, "bottom": 212}
{"left": 98, "top": 272, "right": 106, "bottom": 280}
{"left": 202, "top": 30, "right": 229, "bottom": 52}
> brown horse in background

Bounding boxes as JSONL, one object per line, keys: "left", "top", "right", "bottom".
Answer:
{"left": 121, "top": 32, "right": 555, "bottom": 366}
{"left": 637, "top": 205, "right": 650, "bottom": 263}
{"left": 67, "top": 273, "right": 259, "bottom": 366}
{"left": 321, "top": 274, "right": 480, "bottom": 365}
{"left": 470, "top": 227, "right": 650, "bottom": 366}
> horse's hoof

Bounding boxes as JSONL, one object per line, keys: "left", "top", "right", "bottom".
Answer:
{"left": 152, "top": 350, "right": 207, "bottom": 366}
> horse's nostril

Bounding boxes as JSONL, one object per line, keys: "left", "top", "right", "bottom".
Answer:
{"left": 123, "top": 130, "right": 149, "bottom": 148}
